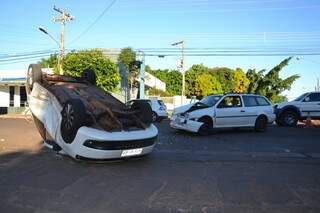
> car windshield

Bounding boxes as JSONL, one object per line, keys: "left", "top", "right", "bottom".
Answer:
{"left": 200, "top": 95, "right": 223, "bottom": 107}
{"left": 294, "top": 93, "right": 309, "bottom": 101}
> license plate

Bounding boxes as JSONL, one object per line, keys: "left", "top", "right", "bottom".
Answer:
{"left": 121, "top": 148, "right": 143, "bottom": 157}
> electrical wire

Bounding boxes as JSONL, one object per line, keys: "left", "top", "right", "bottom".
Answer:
{"left": 69, "top": 0, "right": 117, "bottom": 45}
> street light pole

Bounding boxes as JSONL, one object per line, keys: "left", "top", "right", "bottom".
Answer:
{"left": 172, "top": 40, "right": 185, "bottom": 105}
{"left": 38, "top": 27, "right": 61, "bottom": 72}
{"left": 52, "top": 6, "right": 74, "bottom": 75}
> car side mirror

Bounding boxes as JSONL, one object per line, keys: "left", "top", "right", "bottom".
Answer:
{"left": 304, "top": 97, "right": 310, "bottom": 102}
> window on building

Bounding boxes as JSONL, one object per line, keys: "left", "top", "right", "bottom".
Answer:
{"left": 20, "top": 86, "right": 27, "bottom": 107}
{"left": 9, "top": 86, "right": 14, "bottom": 107}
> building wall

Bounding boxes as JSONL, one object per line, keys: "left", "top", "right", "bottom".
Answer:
{"left": 14, "top": 86, "right": 20, "bottom": 107}
{"left": 0, "top": 86, "right": 9, "bottom": 107}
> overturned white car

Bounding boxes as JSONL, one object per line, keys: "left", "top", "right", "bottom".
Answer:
{"left": 26, "top": 64, "right": 158, "bottom": 160}
{"left": 170, "top": 94, "right": 275, "bottom": 135}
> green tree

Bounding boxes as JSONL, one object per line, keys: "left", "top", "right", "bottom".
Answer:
{"left": 147, "top": 87, "right": 171, "bottom": 97}
{"left": 194, "top": 74, "right": 223, "bottom": 99}
{"left": 209, "top": 67, "right": 235, "bottom": 93}
{"left": 246, "top": 69, "right": 265, "bottom": 94}
{"left": 246, "top": 57, "right": 299, "bottom": 102}
{"left": 147, "top": 68, "right": 182, "bottom": 96}
{"left": 39, "top": 54, "right": 59, "bottom": 74}
{"left": 232, "top": 68, "right": 250, "bottom": 93}
{"left": 62, "top": 49, "right": 120, "bottom": 92}
{"left": 118, "top": 47, "right": 139, "bottom": 94}
{"left": 185, "top": 64, "right": 209, "bottom": 97}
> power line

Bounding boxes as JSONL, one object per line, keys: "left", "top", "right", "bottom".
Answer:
{"left": 125, "top": 5, "right": 320, "bottom": 13}
{"left": 145, "top": 53, "right": 320, "bottom": 57}
{"left": 69, "top": 0, "right": 117, "bottom": 45}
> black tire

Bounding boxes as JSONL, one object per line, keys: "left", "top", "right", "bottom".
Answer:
{"left": 280, "top": 110, "right": 298, "bottom": 127}
{"left": 152, "top": 111, "right": 158, "bottom": 122}
{"left": 32, "top": 113, "right": 46, "bottom": 140}
{"left": 255, "top": 115, "right": 268, "bottom": 132}
{"left": 82, "top": 69, "right": 96, "bottom": 85}
{"left": 61, "top": 99, "right": 87, "bottom": 143}
{"left": 26, "top": 64, "right": 42, "bottom": 93}
{"left": 131, "top": 101, "right": 153, "bottom": 125}
{"left": 198, "top": 117, "right": 213, "bottom": 136}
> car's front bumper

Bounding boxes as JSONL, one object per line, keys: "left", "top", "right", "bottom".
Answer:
{"left": 170, "top": 115, "right": 203, "bottom": 133}
{"left": 64, "top": 125, "right": 158, "bottom": 160}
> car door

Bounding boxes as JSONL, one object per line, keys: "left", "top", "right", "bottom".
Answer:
{"left": 241, "top": 95, "right": 259, "bottom": 126}
{"left": 214, "top": 95, "right": 246, "bottom": 127}
{"left": 300, "top": 92, "right": 320, "bottom": 118}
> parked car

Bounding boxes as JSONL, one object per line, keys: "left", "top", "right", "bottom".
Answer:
{"left": 274, "top": 92, "right": 320, "bottom": 127}
{"left": 170, "top": 94, "right": 275, "bottom": 135}
{"left": 126, "top": 99, "right": 168, "bottom": 122}
{"left": 26, "top": 64, "right": 158, "bottom": 160}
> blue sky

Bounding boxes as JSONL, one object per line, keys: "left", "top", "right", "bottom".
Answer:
{"left": 1, "top": 0, "right": 320, "bottom": 99}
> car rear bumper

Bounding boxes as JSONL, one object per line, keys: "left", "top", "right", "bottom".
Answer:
{"left": 65, "top": 125, "right": 158, "bottom": 159}
{"left": 157, "top": 111, "right": 168, "bottom": 118}
{"left": 268, "top": 114, "right": 276, "bottom": 123}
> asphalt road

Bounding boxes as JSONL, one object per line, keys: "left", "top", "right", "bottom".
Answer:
{"left": 0, "top": 118, "right": 320, "bottom": 213}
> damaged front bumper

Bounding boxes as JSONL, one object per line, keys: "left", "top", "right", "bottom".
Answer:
{"left": 170, "top": 115, "right": 203, "bottom": 133}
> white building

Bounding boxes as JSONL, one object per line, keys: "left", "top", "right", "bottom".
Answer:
{"left": 0, "top": 70, "right": 27, "bottom": 114}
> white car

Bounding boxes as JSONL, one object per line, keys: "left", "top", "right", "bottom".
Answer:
{"left": 126, "top": 99, "right": 168, "bottom": 122}
{"left": 274, "top": 92, "right": 320, "bottom": 126}
{"left": 26, "top": 64, "right": 158, "bottom": 160}
{"left": 170, "top": 94, "right": 275, "bottom": 135}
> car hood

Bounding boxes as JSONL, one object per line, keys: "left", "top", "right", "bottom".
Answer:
{"left": 173, "top": 103, "right": 193, "bottom": 115}
{"left": 173, "top": 102, "right": 211, "bottom": 115}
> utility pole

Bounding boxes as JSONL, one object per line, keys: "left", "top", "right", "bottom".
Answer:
{"left": 137, "top": 51, "right": 146, "bottom": 99}
{"left": 172, "top": 40, "right": 185, "bottom": 105}
{"left": 52, "top": 6, "right": 74, "bottom": 75}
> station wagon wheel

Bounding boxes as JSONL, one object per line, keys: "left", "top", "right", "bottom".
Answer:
{"left": 254, "top": 116, "right": 268, "bottom": 132}
{"left": 61, "top": 99, "right": 87, "bottom": 143}
{"left": 198, "top": 117, "right": 213, "bottom": 136}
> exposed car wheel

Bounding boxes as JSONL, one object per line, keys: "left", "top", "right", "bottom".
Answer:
{"left": 152, "top": 111, "right": 158, "bottom": 122}
{"left": 254, "top": 115, "right": 268, "bottom": 132}
{"left": 82, "top": 69, "right": 96, "bottom": 85}
{"left": 61, "top": 99, "right": 87, "bottom": 143}
{"left": 131, "top": 101, "right": 153, "bottom": 125}
{"left": 26, "top": 64, "right": 42, "bottom": 93}
{"left": 198, "top": 117, "right": 213, "bottom": 136}
{"left": 32, "top": 113, "right": 46, "bottom": 140}
{"left": 280, "top": 110, "right": 298, "bottom": 127}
